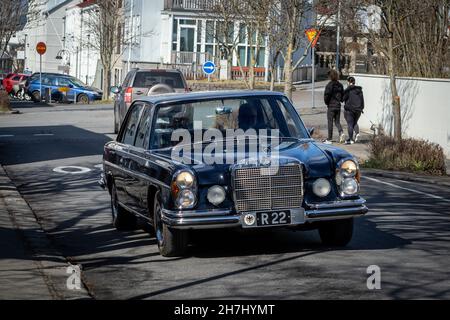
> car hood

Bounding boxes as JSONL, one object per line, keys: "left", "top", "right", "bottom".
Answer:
{"left": 152, "top": 140, "right": 353, "bottom": 186}
{"left": 82, "top": 86, "right": 102, "bottom": 93}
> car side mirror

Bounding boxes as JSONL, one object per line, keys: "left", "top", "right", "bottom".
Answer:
{"left": 110, "top": 86, "right": 120, "bottom": 94}
{"left": 308, "top": 127, "right": 315, "bottom": 137}
{"left": 68, "top": 84, "right": 74, "bottom": 88}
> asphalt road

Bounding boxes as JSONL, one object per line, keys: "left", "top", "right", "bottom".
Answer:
{"left": 1, "top": 102, "right": 450, "bottom": 299}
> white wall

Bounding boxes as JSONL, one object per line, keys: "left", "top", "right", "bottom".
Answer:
{"left": 22, "top": 1, "right": 81, "bottom": 74}
{"left": 65, "top": 5, "right": 100, "bottom": 86}
{"left": 352, "top": 74, "right": 450, "bottom": 157}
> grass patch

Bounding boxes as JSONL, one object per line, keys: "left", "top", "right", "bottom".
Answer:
{"left": 362, "top": 135, "right": 446, "bottom": 175}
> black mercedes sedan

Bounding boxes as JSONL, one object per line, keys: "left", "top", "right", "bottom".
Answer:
{"left": 100, "top": 91, "right": 368, "bottom": 257}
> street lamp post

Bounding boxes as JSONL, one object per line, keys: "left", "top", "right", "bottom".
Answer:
{"left": 86, "top": 34, "right": 90, "bottom": 85}
{"left": 336, "top": 0, "right": 341, "bottom": 72}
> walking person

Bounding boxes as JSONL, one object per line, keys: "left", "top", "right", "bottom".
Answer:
{"left": 323, "top": 69, "right": 345, "bottom": 145}
{"left": 343, "top": 76, "right": 364, "bottom": 144}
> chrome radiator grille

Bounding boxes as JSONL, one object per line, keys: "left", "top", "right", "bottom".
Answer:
{"left": 233, "top": 164, "right": 303, "bottom": 213}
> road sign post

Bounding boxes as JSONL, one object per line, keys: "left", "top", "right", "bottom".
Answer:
{"left": 202, "top": 61, "right": 216, "bottom": 87}
{"left": 305, "top": 29, "right": 321, "bottom": 109}
{"left": 36, "top": 42, "right": 47, "bottom": 102}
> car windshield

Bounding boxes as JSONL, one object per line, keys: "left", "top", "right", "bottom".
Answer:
{"left": 70, "top": 78, "right": 86, "bottom": 87}
{"left": 151, "top": 96, "right": 309, "bottom": 150}
{"left": 133, "top": 71, "right": 184, "bottom": 89}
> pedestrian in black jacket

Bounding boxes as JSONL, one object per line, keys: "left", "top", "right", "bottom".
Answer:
{"left": 323, "top": 69, "right": 345, "bottom": 144}
{"left": 343, "top": 77, "right": 364, "bottom": 144}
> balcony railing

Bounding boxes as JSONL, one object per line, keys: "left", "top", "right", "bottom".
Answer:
{"left": 164, "top": 0, "right": 218, "bottom": 10}
{"left": 171, "top": 51, "right": 213, "bottom": 65}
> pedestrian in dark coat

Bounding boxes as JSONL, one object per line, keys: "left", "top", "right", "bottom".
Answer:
{"left": 323, "top": 69, "right": 344, "bottom": 144}
{"left": 343, "top": 76, "right": 364, "bottom": 144}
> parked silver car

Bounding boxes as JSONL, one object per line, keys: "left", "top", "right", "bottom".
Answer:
{"left": 110, "top": 68, "right": 189, "bottom": 133}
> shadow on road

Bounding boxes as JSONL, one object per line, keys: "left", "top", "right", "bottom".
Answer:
{"left": 0, "top": 125, "right": 112, "bottom": 166}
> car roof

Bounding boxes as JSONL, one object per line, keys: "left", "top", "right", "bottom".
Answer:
{"left": 133, "top": 68, "right": 183, "bottom": 74}
{"left": 134, "top": 90, "right": 287, "bottom": 105}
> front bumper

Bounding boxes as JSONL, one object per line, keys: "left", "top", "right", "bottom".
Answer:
{"left": 161, "top": 198, "right": 368, "bottom": 230}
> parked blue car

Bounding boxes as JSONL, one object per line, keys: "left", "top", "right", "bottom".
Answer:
{"left": 27, "top": 73, "right": 103, "bottom": 103}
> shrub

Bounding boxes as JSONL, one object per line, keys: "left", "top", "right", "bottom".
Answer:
{"left": 364, "top": 135, "right": 446, "bottom": 175}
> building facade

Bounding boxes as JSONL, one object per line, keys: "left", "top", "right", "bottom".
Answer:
{"left": 123, "top": 0, "right": 270, "bottom": 80}
{"left": 20, "top": 0, "right": 81, "bottom": 74}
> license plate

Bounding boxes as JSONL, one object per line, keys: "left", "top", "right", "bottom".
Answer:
{"left": 256, "top": 211, "right": 291, "bottom": 227}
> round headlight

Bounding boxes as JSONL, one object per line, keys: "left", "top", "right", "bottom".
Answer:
{"left": 175, "top": 189, "right": 196, "bottom": 208}
{"left": 313, "top": 178, "right": 331, "bottom": 197}
{"left": 207, "top": 185, "right": 226, "bottom": 206}
{"left": 341, "top": 160, "right": 358, "bottom": 177}
{"left": 175, "top": 171, "right": 195, "bottom": 189}
{"left": 342, "top": 178, "right": 359, "bottom": 195}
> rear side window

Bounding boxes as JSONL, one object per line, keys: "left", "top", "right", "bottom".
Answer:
{"left": 132, "top": 71, "right": 185, "bottom": 89}
{"left": 134, "top": 105, "right": 152, "bottom": 149}
{"left": 121, "top": 103, "right": 143, "bottom": 145}
{"left": 122, "top": 72, "right": 133, "bottom": 87}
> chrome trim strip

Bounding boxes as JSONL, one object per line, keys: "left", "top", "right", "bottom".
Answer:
{"left": 162, "top": 205, "right": 368, "bottom": 229}
{"left": 103, "top": 160, "right": 171, "bottom": 189}
{"left": 305, "top": 205, "right": 368, "bottom": 220}
{"left": 161, "top": 208, "right": 233, "bottom": 218}
{"left": 306, "top": 198, "right": 366, "bottom": 209}
{"left": 161, "top": 214, "right": 241, "bottom": 230}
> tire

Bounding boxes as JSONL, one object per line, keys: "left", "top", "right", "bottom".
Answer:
{"left": 31, "top": 91, "right": 41, "bottom": 103}
{"left": 318, "top": 218, "right": 354, "bottom": 247}
{"left": 77, "top": 93, "right": 89, "bottom": 104}
{"left": 153, "top": 191, "right": 188, "bottom": 257}
{"left": 111, "top": 183, "right": 137, "bottom": 231}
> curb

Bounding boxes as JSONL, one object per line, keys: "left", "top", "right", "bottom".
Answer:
{"left": 0, "top": 165, "right": 92, "bottom": 300}
{"left": 362, "top": 168, "right": 450, "bottom": 187}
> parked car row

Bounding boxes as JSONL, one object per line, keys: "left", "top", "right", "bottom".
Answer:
{"left": 26, "top": 73, "right": 103, "bottom": 103}
{"left": 1, "top": 71, "right": 103, "bottom": 104}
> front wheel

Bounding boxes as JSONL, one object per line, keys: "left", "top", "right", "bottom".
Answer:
{"left": 77, "top": 93, "right": 89, "bottom": 104}
{"left": 318, "top": 218, "right": 354, "bottom": 247}
{"left": 31, "top": 91, "right": 41, "bottom": 103}
{"left": 153, "top": 192, "right": 188, "bottom": 257}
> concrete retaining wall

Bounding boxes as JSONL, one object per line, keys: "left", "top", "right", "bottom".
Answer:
{"left": 352, "top": 74, "right": 450, "bottom": 157}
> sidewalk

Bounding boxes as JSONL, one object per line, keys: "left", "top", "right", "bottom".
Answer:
{"left": 0, "top": 165, "right": 91, "bottom": 299}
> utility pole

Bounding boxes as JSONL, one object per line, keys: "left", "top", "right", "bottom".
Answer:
{"left": 24, "top": 34, "right": 28, "bottom": 71}
{"left": 86, "top": 34, "right": 90, "bottom": 85}
{"left": 79, "top": 8, "right": 83, "bottom": 79}
{"left": 336, "top": 0, "right": 341, "bottom": 72}
{"left": 127, "top": 0, "right": 134, "bottom": 72}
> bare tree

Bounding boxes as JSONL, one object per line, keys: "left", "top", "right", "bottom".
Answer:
{"left": 201, "top": 0, "right": 242, "bottom": 82}
{"left": 340, "top": 0, "right": 450, "bottom": 141}
{"left": 83, "top": 0, "right": 124, "bottom": 99}
{"left": 0, "top": 0, "right": 43, "bottom": 112}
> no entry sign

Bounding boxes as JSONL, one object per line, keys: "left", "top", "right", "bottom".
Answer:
{"left": 36, "top": 42, "right": 47, "bottom": 55}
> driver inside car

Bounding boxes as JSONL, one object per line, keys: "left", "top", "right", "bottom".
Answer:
{"left": 238, "top": 103, "right": 259, "bottom": 131}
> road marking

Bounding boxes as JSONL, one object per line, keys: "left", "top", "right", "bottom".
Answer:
{"left": 53, "top": 166, "right": 92, "bottom": 174}
{"left": 0, "top": 134, "right": 14, "bottom": 138}
{"left": 34, "top": 133, "right": 54, "bottom": 136}
{"left": 94, "top": 164, "right": 103, "bottom": 171}
{"left": 363, "top": 176, "right": 450, "bottom": 202}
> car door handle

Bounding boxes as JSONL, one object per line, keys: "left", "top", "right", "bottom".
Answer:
{"left": 135, "top": 91, "right": 144, "bottom": 95}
